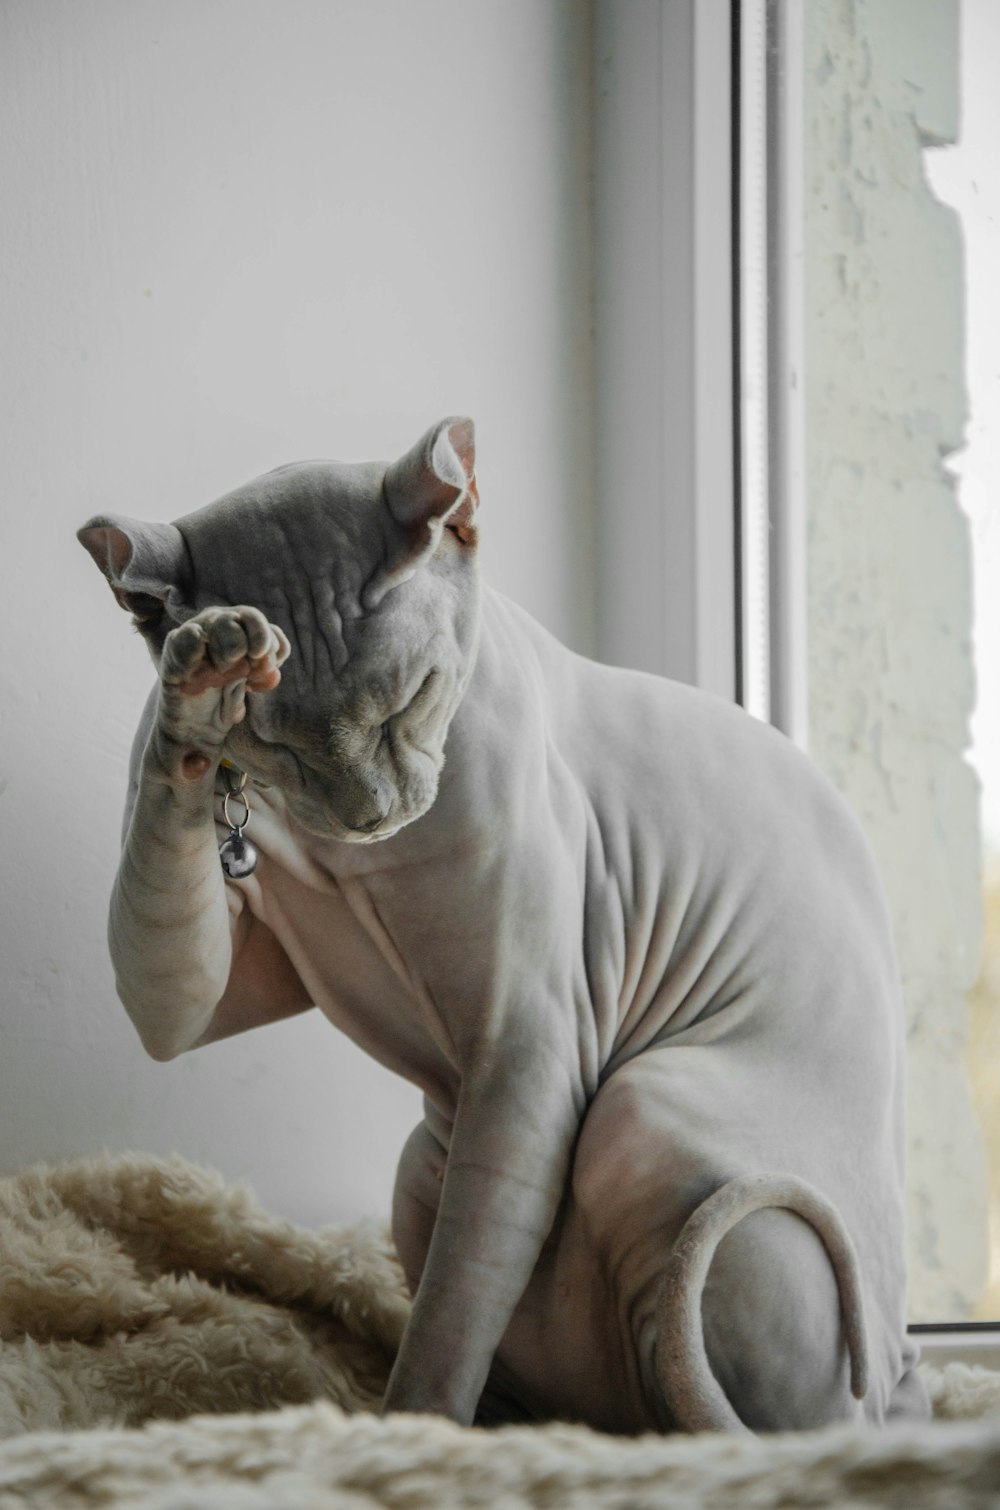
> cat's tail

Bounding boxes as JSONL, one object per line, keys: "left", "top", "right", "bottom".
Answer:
{"left": 653, "top": 1173, "right": 869, "bottom": 1433}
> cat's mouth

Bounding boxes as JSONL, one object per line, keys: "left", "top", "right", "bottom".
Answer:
{"left": 285, "top": 788, "right": 399, "bottom": 844}
{"left": 281, "top": 766, "right": 426, "bottom": 844}
{"left": 354, "top": 821, "right": 403, "bottom": 844}
{"left": 297, "top": 805, "right": 415, "bottom": 846}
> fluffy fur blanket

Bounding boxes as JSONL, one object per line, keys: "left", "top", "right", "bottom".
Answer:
{"left": 1, "top": 1154, "right": 998, "bottom": 1508}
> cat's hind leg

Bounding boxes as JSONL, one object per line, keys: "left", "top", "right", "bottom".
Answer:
{"left": 571, "top": 1050, "right": 885, "bottom": 1435}
{"left": 390, "top": 1118, "right": 444, "bottom": 1297}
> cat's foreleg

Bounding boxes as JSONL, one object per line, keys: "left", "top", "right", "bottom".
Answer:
{"left": 381, "top": 1047, "right": 581, "bottom": 1424}
{"left": 109, "top": 605, "right": 287, "bottom": 1060}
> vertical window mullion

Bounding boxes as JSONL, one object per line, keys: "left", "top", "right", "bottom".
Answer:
{"left": 736, "top": 0, "right": 772, "bottom": 724}
{"left": 692, "top": 0, "right": 739, "bottom": 702}
{"left": 594, "top": 0, "right": 738, "bottom": 698}
{"left": 765, "top": 0, "right": 809, "bottom": 746}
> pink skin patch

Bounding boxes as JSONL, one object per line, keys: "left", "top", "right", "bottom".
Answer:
{"left": 181, "top": 751, "right": 214, "bottom": 779}
{"left": 177, "top": 653, "right": 282, "bottom": 779}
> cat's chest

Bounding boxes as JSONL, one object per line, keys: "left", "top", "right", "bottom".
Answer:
{"left": 224, "top": 786, "right": 476, "bottom": 1093}
{"left": 225, "top": 776, "right": 601, "bottom": 1092}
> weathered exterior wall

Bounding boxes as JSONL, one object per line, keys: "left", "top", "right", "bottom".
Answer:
{"left": 804, "top": 0, "right": 986, "bottom": 1317}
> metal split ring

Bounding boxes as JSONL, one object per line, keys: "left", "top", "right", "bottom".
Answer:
{"left": 221, "top": 763, "right": 251, "bottom": 834}
{"left": 222, "top": 787, "right": 251, "bottom": 834}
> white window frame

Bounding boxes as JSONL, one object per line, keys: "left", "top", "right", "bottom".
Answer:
{"left": 594, "top": 0, "right": 807, "bottom": 743}
{"left": 594, "top": 0, "right": 737, "bottom": 702}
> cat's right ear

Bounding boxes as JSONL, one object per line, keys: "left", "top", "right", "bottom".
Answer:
{"left": 77, "top": 515, "right": 191, "bottom": 626}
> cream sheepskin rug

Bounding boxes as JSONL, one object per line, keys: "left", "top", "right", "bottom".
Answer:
{"left": 1, "top": 1154, "right": 998, "bottom": 1508}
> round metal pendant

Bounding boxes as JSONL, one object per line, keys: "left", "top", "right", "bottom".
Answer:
{"left": 219, "top": 832, "right": 259, "bottom": 878}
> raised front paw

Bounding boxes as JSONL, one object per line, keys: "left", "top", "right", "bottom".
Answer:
{"left": 156, "top": 606, "right": 290, "bottom": 770}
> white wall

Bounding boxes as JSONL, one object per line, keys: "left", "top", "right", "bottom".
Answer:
{"left": 0, "top": 0, "right": 595, "bottom": 1226}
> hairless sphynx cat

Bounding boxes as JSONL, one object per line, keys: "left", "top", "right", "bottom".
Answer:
{"left": 79, "top": 418, "right": 928, "bottom": 1434}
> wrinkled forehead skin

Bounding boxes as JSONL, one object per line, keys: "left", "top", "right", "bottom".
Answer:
{"left": 173, "top": 458, "right": 389, "bottom": 636}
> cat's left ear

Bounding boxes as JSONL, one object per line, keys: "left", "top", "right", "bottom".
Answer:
{"left": 371, "top": 417, "right": 479, "bottom": 605}
{"left": 77, "top": 514, "right": 191, "bottom": 628}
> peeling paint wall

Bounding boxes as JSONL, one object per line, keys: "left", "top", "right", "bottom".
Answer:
{"left": 805, "top": 0, "right": 986, "bottom": 1317}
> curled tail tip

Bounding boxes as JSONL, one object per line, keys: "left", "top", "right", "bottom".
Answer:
{"left": 851, "top": 1342, "right": 870, "bottom": 1400}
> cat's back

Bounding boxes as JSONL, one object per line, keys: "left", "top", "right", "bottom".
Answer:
{"left": 484, "top": 587, "right": 860, "bottom": 879}
{"left": 483, "top": 590, "right": 898, "bottom": 1050}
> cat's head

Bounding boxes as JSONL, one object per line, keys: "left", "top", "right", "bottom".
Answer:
{"left": 78, "top": 417, "right": 482, "bottom": 843}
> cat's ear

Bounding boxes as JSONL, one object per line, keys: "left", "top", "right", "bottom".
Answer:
{"left": 384, "top": 416, "right": 478, "bottom": 546}
{"left": 77, "top": 515, "right": 191, "bottom": 627}
{"left": 371, "top": 417, "right": 479, "bottom": 606}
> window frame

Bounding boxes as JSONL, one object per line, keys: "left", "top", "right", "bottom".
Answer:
{"left": 593, "top": 0, "right": 738, "bottom": 701}
{"left": 593, "top": 0, "right": 808, "bottom": 742}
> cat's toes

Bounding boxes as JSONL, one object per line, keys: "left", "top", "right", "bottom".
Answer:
{"left": 162, "top": 607, "right": 283, "bottom": 696}
{"left": 160, "top": 619, "right": 215, "bottom": 689}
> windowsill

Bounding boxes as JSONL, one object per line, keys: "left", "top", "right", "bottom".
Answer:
{"left": 912, "top": 1328, "right": 1000, "bottom": 1371}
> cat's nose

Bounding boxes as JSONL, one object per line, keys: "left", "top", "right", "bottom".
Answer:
{"left": 349, "top": 781, "right": 392, "bottom": 834}
{"left": 354, "top": 794, "right": 392, "bottom": 833}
